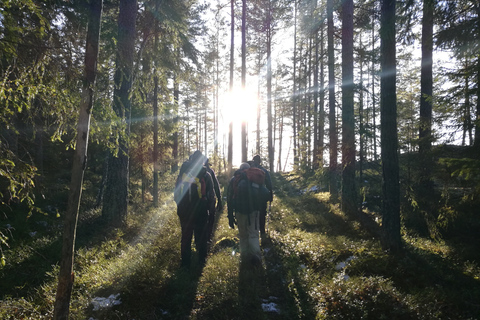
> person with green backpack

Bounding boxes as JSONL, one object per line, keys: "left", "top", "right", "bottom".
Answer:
{"left": 227, "top": 162, "right": 270, "bottom": 266}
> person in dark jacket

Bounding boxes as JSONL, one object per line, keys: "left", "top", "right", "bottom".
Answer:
{"left": 174, "top": 151, "right": 216, "bottom": 268}
{"left": 251, "top": 155, "right": 273, "bottom": 235}
{"left": 205, "top": 158, "right": 222, "bottom": 244}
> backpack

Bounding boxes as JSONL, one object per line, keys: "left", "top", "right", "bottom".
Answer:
{"left": 233, "top": 167, "right": 270, "bottom": 214}
{"left": 174, "top": 160, "right": 207, "bottom": 207}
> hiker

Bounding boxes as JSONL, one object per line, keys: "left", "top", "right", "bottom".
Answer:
{"left": 205, "top": 158, "right": 222, "bottom": 244}
{"left": 227, "top": 162, "right": 270, "bottom": 266}
{"left": 174, "top": 150, "right": 216, "bottom": 268}
{"left": 251, "top": 155, "right": 273, "bottom": 236}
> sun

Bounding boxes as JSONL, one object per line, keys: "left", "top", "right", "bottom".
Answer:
{"left": 219, "top": 86, "right": 259, "bottom": 125}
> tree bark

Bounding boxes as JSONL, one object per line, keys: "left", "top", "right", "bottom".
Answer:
{"left": 102, "top": 0, "right": 137, "bottom": 224}
{"left": 241, "top": 0, "right": 247, "bottom": 163}
{"left": 341, "top": 0, "right": 356, "bottom": 216}
{"left": 327, "top": 0, "right": 338, "bottom": 198}
{"left": 53, "top": 0, "right": 103, "bottom": 318}
{"left": 266, "top": 1, "right": 274, "bottom": 172}
{"left": 418, "top": 0, "right": 434, "bottom": 210}
{"left": 228, "top": 0, "right": 234, "bottom": 176}
{"left": 380, "top": 0, "right": 401, "bottom": 252}
{"left": 153, "top": 75, "right": 159, "bottom": 207}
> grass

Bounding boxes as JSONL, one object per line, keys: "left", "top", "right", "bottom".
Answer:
{"left": 1, "top": 171, "right": 480, "bottom": 319}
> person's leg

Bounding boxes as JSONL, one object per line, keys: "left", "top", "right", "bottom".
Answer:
{"left": 246, "top": 210, "right": 261, "bottom": 265}
{"left": 237, "top": 211, "right": 261, "bottom": 264}
{"left": 259, "top": 202, "right": 267, "bottom": 235}
{"left": 194, "top": 210, "right": 209, "bottom": 265}
{"left": 236, "top": 213, "right": 249, "bottom": 258}
{"left": 180, "top": 214, "right": 194, "bottom": 267}
{"left": 207, "top": 208, "right": 216, "bottom": 244}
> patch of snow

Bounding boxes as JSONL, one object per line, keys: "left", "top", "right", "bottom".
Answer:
{"left": 262, "top": 302, "right": 280, "bottom": 312}
{"left": 335, "top": 261, "right": 346, "bottom": 270}
{"left": 262, "top": 297, "right": 280, "bottom": 313}
{"left": 91, "top": 293, "right": 122, "bottom": 311}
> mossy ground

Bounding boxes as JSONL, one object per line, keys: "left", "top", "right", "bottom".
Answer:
{"left": 1, "top": 172, "right": 479, "bottom": 319}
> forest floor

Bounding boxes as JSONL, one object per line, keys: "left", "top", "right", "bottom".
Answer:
{"left": 1, "top": 172, "right": 480, "bottom": 319}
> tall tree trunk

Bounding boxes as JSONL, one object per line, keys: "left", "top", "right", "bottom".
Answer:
{"left": 359, "top": 37, "right": 364, "bottom": 185}
{"left": 172, "top": 74, "right": 180, "bottom": 172}
{"left": 341, "top": 0, "right": 356, "bottom": 216}
{"left": 267, "top": 1, "right": 274, "bottom": 172}
{"left": 380, "top": 0, "right": 401, "bottom": 253}
{"left": 372, "top": 7, "right": 378, "bottom": 161}
{"left": 53, "top": 0, "right": 103, "bottom": 318}
{"left": 257, "top": 55, "right": 262, "bottom": 155}
{"left": 228, "top": 0, "right": 234, "bottom": 175}
{"left": 476, "top": 55, "right": 480, "bottom": 146}
{"left": 102, "top": 0, "right": 137, "bottom": 225}
{"left": 293, "top": 0, "right": 298, "bottom": 167}
{"left": 327, "top": 0, "right": 338, "bottom": 198}
{"left": 153, "top": 75, "right": 159, "bottom": 207}
{"left": 241, "top": 0, "right": 247, "bottom": 162}
{"left": 278, "top": 109, "right": 284, "bottom": 172}
{"left": 418, "top": 0, "right": 434, "bottom": 210}
{"left": 313, "top": 0, "right": 319, "bottom": 170}
{"left": 319, "top": 21, "right": 325, "bottom": 168}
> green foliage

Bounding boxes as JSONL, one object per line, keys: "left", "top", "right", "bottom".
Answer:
{"left": 0, "top": 147, "right": 37, "bottom": 208}
{"left": 312, "top": 276, "right": 412, "bottom": 319}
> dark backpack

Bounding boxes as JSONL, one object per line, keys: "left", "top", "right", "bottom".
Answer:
{"left": 174, "top": 160, "right": 207, "bottom": 207}
{"left": 233, "top": 167, "right": 270, "bottom": 214}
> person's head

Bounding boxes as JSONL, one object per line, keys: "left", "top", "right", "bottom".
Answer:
{"left": 190, "top": 150, "right": 205, "bottom": 166}
{"left": 252, "top": 154, "right": 261, "bottom": 166}
{"left": 239, "top": 162, "right": 250, "bottom": 170}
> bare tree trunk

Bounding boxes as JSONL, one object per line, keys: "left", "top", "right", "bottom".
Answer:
{"left": 228, "top": 0, "right": 234, "bottom": 176}
{"left": 319, "top": 21, "right": 325, "bottom": 168}
{"left": 241, "top": 0, "right": 247, "bottom": 162}
{"left": 102, "top": 0, "right": 137, "bottom": 225}
{"left": 359, "top": 36, "right": 365, "bottom": 185}
{"left": 313, "top": 0, "right": 319, "bottom": 170}
{"left": 293, "top": 0, "right": 298, "bottom": 167}
{"left": 153, "top": 75, "right": 159, "bottom": 207}
{"left": 418, "top": 0, "right": 434, "bottom": 210}
{"left": 380, "top": 0, "right": 401, "bottom": 253}
{"left": 476, "top": 59, "right": 480, "bottom": 146}
{"left": 372, "top": 7, "right": 378, "bottom": 161}
{"left": 172, "top": 73, "right": 180, "bottom": 172}
{"left": 266, "top": 1, "right": 274, "bottom": 172}
{"left": 341, "top": 0, "right": 357, "bottom": 216}
{"left": 278, "top": 109, "right": 284, "bottom": 172}
{"left": 327, "top": 0, "right": 338, "bottom": 198}
{"left": 53, "top": 0, "right": 103, "bottom": 318}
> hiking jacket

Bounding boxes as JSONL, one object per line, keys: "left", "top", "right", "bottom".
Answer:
{"left": 175, "top": 162, "right": 216, "bottom": 218}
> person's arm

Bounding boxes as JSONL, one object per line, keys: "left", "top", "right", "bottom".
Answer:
{"left": 226, "top": 178, "right": 236, "bottom": 228}
{"left": 265, "top": 170, "right": 273, "bottom": 202}
{"left": 210, "top": 169, "right": 223, "bottom": 209}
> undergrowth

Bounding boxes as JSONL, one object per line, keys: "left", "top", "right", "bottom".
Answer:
{"left": 1, "top": 171, "right": 479, "bottom": 319}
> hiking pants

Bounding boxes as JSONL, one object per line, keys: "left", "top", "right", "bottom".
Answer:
{"left": 178, "top": 206, "right": 209, "bottom": 267}
{"left": 237, "top": 210, "right": 261, "bottom": 263}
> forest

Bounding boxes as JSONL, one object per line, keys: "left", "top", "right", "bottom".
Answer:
{"left": 1, "top": 0, "right": 479, "bottom": 319}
